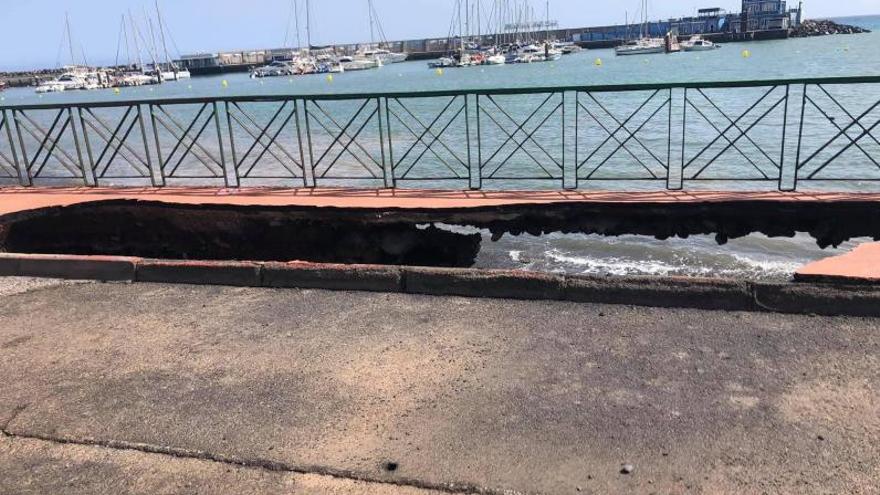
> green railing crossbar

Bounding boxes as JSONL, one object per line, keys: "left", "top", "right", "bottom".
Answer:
{"left": 4, "top": 75, "right": 880, "bottom": 111}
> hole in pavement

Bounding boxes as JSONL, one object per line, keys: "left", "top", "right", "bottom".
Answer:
{"left": 0, "top": 202, "right": 482, "bottom": 267}
{"left": 383, "top": 461, "right": 399, "bottom": 472}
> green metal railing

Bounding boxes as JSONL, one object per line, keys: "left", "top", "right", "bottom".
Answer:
{"left": 2, "top": 75, "right": 880, "bottom": 190}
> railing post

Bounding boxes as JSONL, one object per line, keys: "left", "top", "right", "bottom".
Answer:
{"left": 224, "top": 101, "right": 239, "bottom": 186}
{"left": 75, "top": 107, "right": 98, "bottom": 187}
{"left": 377, "top": 97, "right": 394, "bottom": 189}
{"left": 149, "top": 104, "right": 166, "bottom": 185}
{"left": 213, "top": 101, "right": 237, "bottom": 188}
{"left": 469, "top": 93, "right": 481, "bottom": 190}
{"left": 293, "top": 99, "right": 312, "bottom": 188}
{"left": 300, "top": 99, "right": 317, "bottom": 188}
{"left": 138, "top": 104, "right": 163, "bottom": 187}
{"left": 2, "top": 109, "right": 27, "bottom": 187}
{"left": 667, "top": 87, "right": 686, "bottom": 191}
{"left": 563, "top": 91, "right": 576, "bottom": 190}
{"left": 779, "top": 83, "right": 805, "bottom": 192}
{"left": 66, "top": 107, "right": 91, "bottom": 187}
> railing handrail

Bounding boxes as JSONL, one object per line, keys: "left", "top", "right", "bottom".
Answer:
{"left": 4, "top": 74, "right": 880, "bottom": 111}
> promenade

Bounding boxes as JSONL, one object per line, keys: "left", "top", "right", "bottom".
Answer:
{"left": 1, "top": 278, "right": 879, "bottom": 494}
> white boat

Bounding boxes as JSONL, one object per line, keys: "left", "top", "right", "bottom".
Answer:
{"left": 34, "top": 70, "right": 91, "bottom": 93}
{"left": 160, "top": 68, "right": 191, "bottom": 81}
{"left": 251, "top": 61, "right": 295, "bottom": 78}
{"left": 615, "top": 38, "right": 665, "bottom": 56}
{"left": 681, "top": 36, "right": 720, "bottom": 52}
{"left": 427, "top": 57, "right": 457, "bottom": 68}
{"left": 361, "top": 48, "right": 408, "bottom": 64}
{"left": 456, "top": 52, "right": 477, "bottom": 67}
{"left": 119, "top": 73, "right": 160, "bottom": 86}
{"left": 553, "top": 42, "right": 583, "bottom": 55}
{"left": 515, "top": 44, "right": 562, "bottom": 63}
{"left": 485, "top": 53, "right": 506, "bottom": 65}
{"left": 35, "top": 82, "right": 66, "bottom": 93}
{"left": 339, "top": 56, "right": 381, "bottom": 71}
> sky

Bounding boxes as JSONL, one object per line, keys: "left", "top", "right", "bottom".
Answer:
{"left": 1, "top": 0, "right": 877, "bottom": 71}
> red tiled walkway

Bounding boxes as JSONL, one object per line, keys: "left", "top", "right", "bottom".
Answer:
{"left": 2, "top": 187, "right": 880, "bottom": 217}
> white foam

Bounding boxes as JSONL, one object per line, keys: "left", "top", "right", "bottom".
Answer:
{"left": 544, "top": 249, "right": 802, "bottom": 279}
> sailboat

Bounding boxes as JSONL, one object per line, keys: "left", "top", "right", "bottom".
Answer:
{"left": 154, "top": 1, "right": 190, "bottom": 81}
{"left": 615, "top": 0, "right": 665, "bottom": 56}
{"left": 35, "top": 14, "right": 104, "bottom": 93}
{"left": 358, "top": 0, "right": 408, "bottom": 64}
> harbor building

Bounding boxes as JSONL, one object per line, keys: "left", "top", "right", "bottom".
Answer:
{"left": 732, "top": 0, "right": 803, "bottom": 32}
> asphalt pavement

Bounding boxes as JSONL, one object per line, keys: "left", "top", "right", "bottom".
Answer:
{"left": 1, "top": 278, "right": 878, "bottom": 494}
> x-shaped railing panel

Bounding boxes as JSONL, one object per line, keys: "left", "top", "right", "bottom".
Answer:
{"left": 797, "top": 84, "right": 880, "bottom": 180}
{"left": 226, "top": 101, "right": 305, "bottom": 182}
{"left": 305, "top": 99, "right": 385, "bottom": 182}
{"left": 576, "top": 89, "right": 670, "bottom": 180}
{"left": 14, "top": 108, "right": 85, "bottom": 181}
{"left": 387, "top": 96, "right": 469, "bottom": 181}
{"left": 150, "top": 103, "right": 225, "bottom": 180}
{"left": 477, "top": 92, "right": 564, "bottom": 181}
{"left": 79, "top": 106, "right": 153, "bottom": 183}
{"left": 683, "top": 85, "right": 787, "bottom": 181}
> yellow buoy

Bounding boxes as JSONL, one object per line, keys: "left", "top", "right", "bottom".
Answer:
{"left": 594, "top": 58, "right": 603, "bottom": 66}
{"left": 113, "top": 88, "right": 121, "bottom": 94}
{"left": 221, "top": 79, "right": 229, "bottom": 88}
{"left": 326, "top": 74, "right": 334, "bottom": 82}
{"left": 436, "top": 68, "right": 444, "bottom": 75}
{"left": 741, "top": 49, "right": 751, "bottom": 58}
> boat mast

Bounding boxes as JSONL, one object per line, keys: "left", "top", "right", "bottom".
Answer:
{"left": 368, "top": 0, "right": 376, "bottom": 46}
{"left": 545, "top": 0, "right": 549, "bottom": 42}
{"left": 65, "top": 13, "right": 76, "bottom": 66}
{"left": 155, "top": 0, "right": 173, "bottom": 68}
{"left": 122, "top": 14, "right": 132, "bottom": 68}
{"left": 476, "top": 0, "right": 481, "bottom": 48}
{"left": 129, "top": 10, "right": 145, "bottom": 73}
{"left": 465, "top": 0, "right": 470, "bottom": 46}
{"left": 294, "top": 0, "right": 302, "bottom": 49}
{"left": 305, "top": 0, "right": 312, "bottom": 49}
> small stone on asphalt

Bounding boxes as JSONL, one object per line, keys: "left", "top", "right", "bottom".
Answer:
{"left": 620, "top": 463, "right": 634, "bottom": 475}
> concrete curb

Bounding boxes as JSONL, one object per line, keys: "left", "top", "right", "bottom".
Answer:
{"left": 0, "top": 253, "right": 138, "bottom": 281}
{"left": 136, "top": 259, "right": 262, "bottom": 287}
{"left": 263, "top": 262, "right": 402, "bottom": 292}
{"left": 564, "top": 275, "right": 756, "bottom": 311}
{"left": 1, "top": 253, "right": 879, "bottom": 317}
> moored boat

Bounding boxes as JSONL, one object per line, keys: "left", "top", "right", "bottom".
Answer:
{"left": 681, "top": 35, "right": 721, "bottom": 52}
{"left": 615, "top": 38, "right": 665, "bottom": 56}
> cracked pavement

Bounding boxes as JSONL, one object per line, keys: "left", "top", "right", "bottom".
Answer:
{"left": 0, "top": 279, "right": 879, "bottom": 494}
